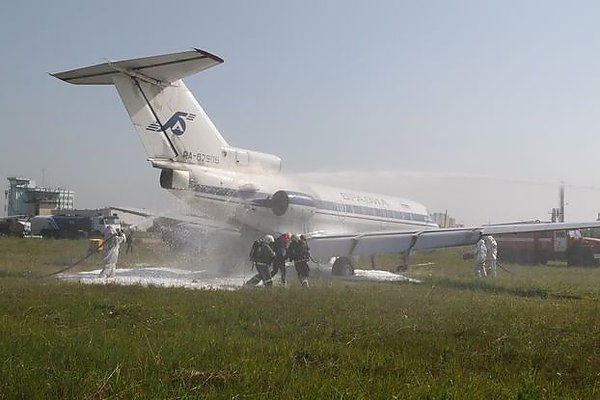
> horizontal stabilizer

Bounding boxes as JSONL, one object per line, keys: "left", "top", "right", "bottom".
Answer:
{"left": 51, "top": 49, "right": 223, "bottom": 85}
{"left": 52, "top": 48, "right": 228, "bottom": 163}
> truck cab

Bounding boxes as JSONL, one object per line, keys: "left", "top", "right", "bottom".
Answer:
{"left": 89, "top": 215, "right": 122, "bottom": 238}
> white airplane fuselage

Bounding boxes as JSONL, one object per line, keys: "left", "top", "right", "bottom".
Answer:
{"left": 153, "top": 158, "right": 438, "bottom": 238}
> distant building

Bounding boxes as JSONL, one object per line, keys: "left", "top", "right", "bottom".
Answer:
{"left": 4, "top": 177, "right": 75, "bottom": 217}
{"left": 431, "top": 211, "right": 463, "bottom": 228}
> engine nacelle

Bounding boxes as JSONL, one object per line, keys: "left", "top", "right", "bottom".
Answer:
{"left": 221, "top": 146, "right": 282, "bottom": 174}
{"left": 270, "top": 190, "right": 316, "bottom": 219}
{"left": 160, "top": 169, "right": 190, "bottom": 190}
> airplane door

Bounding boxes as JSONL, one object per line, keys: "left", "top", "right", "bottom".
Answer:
{"left": 379, "top": 207, "right": 388, "bottom": 230}
{"left": 554, "top": 230, "right": 567, "bottom": 253}
{"left": 336, "top": 202, "right": 346, "bottom": 223}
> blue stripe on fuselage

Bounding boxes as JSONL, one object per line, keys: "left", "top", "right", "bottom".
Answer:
{"left": 189, "top": 183, "right": 431, "bottom": 224}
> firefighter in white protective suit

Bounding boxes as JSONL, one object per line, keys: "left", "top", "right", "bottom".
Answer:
{"left": 484, "top": 235, "right": 498, "bottom": 277}
{"left": 474, "top": 237, "right": 487, "bottom": 277}
{"left": 99, "top": 225, "right": 126, "bottom": 278}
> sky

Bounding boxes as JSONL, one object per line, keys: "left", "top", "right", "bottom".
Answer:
{"left": 1, "top": 0, "right": 600, "bottom": 226}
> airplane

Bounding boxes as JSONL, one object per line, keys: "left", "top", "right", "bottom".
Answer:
{"left": 51, "top": 48, "right": 600, "bottom": 275}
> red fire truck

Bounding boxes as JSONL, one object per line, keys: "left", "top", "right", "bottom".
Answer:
{"left": 496, "top": 229, "right": 600, "bottom": 266}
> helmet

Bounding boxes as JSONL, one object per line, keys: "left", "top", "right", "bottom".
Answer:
{"left": 291, "top": 234, "right": 300, "bottom": 241}
{"left": 263, "top": 234, "right": 275, "bottom": 244}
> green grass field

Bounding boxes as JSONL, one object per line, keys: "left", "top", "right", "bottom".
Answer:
{"left": 1, "top": 236, "right": 600, "bottom": 399}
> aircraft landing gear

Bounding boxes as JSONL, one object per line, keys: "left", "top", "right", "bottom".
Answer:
{"left": 395, "top": 251, "right": 411, "bottom": 272}
{"left": 332, "top": 257, "right": 354, "bottom": 276}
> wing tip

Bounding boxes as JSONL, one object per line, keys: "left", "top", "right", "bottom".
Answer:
{"left": 193, "top": 48, "right": 224, "bottom": 64}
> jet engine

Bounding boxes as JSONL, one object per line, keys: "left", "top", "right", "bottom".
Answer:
{"left": 159, "top": 169, "right": 190, "bottom": 190}
{"left": 269, "top": 190, "right": 316, "bottom": 219}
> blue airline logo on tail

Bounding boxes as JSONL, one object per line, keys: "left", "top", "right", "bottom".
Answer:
{"left": 146, "top": 112, "right": 197, "bottom": 136}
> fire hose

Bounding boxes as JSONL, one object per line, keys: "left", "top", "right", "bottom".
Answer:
{"left": 40, "top": 233, "right": 119, "bottom": 278}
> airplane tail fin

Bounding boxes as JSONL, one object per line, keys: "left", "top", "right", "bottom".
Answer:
{"left": 52, "top": 49, "right": 228, "bottom": 163}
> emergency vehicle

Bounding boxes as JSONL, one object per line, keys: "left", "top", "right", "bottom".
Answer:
{"left": 496, "top": 228, "right": 600, "bottom": 266}
{"left": 0, "top": 216, "right": 31, "bottom": 237}
{"left": 31, "top": 214, "right": 122, "bottom": 239}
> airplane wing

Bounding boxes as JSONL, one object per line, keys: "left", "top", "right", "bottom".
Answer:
{"left": 307, "top": 221, "right": 600, "bottom": 259}
{"left": 111, "top": 206, "right": 240, "bottom": 233}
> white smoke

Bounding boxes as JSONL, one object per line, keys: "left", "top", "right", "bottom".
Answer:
{"left": 292, "top": 169, "right": 600, "bottom": 226}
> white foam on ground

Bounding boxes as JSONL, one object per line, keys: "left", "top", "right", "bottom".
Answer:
{"left": 59, "top": 267, "right": 247, "bottom": 291}
{"left": 352, "top": 269, "right": 421, "bottom": 283}
{"left": 58, "top": 266, "right": 420, "bottom": 290}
